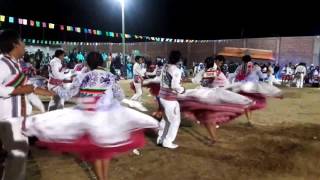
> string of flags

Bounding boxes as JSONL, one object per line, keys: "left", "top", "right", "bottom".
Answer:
{"left": 22, "top": 38, "right": 132, "bottom": 46}
{"left": 0, "top": 14, "right": 212, "bottom": 43}
{"left": 22, "top": 38, "right": 219, "bottom": 46}
{"left": 23, "top": 38, "right": 112, "bottom": 46}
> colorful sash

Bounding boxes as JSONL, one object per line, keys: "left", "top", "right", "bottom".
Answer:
{"left": 5, "top": 73, "right": 27, "bottom": 88}
{"left": 79, "top": 88, "right": 106, "bottom": 96}
{"left": 77, "top": 89, "right": 106, "bottom": 111}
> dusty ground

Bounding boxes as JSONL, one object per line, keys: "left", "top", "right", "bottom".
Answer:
{"left": 5, "top": 81, "right": 320, "bottom": 180}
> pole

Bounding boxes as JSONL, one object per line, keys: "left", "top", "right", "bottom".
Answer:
{"left": 121, "top": 1, "right": 126, "bottom": 77}
{"left": 121, "top": 2, "right": 125, "bottom": 60}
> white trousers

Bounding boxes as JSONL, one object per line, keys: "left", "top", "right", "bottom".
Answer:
{"left": 296, "top": 74, "right": 305, "bottom": 88}
{"left": 48, "top": 95, "right": 65, "bottom": 111}
{"left": 0, "top": 118, "right": 28, "bottom": 180}
{"left": 48, "top": 85, "right": 65, "bottom": 111}
{"left": 268, "top": 75, "right": 274, "bottom": 85}
{"left": 157, "top": 98, "right": 181, "bottom": 144}
{"left": 131, "top": 83, "right": 143, "bottom": 102}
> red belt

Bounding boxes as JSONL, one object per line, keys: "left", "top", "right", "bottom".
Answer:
{"left": 49, "top": 78, "right": 63, "bottom": 86}
{"left": 159, "top": 87, "right": 177, "bottom": 101}
{"left": 134, "top": 75, "right": 143, "bottom": 83}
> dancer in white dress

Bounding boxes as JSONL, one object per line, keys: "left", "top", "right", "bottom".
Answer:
{"left": 7, "top": 52, "right": 158, "bottom": 180}
{"left": 233, "top": 55, "right": 283, "bottom": 125}
{"left": 183, "top": 55, "right": 251, "bottom": 144}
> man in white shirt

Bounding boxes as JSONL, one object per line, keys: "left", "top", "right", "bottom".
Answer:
{"left": 157, "top": 51, "right": 185, "bottom": 149}
{"left": 267, "top": 64, "right": 275, "bottom": 85}
{"left": 295, "top": 63, "right": 307, "bottom": 88}
{"left": 0, "top": 29, "right": 54, "bottom": 180}
{"left": 130, "top": 56, "right": 146, "bottom": 102}
{"left": 47, "top": 49, "right": 72, "bottom": 111}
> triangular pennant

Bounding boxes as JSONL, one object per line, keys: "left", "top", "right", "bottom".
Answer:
{"left": 76, "top": 27, "right": 81, "bottom": 33}
{"left": 0, "top": 15, "right": 5, "bottom": 22}
{"left": 36, "top": 21, "right": 41, "bottom": 27}
{"left": 49, "top": 23, "right": 55, "bottom": 29}
{"left": 23, "top": 19, "right": 28, "bottom": 25}
{"left": 30, "top": 20, "right": 35, "bottom": 26}
{"left": 9, "top": 17, "right": 14, "bottom": 23}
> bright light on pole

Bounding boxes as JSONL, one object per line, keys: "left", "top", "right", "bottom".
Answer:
{"left": 119, "top": 0, "right": 124, "bottom": 8}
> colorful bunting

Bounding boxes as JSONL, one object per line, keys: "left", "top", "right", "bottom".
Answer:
{"left": 0, "top": 14, "right": 198, "bottom": 43}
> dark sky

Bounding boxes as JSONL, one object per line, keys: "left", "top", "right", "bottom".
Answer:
{"left": 0, "top": 0, "right": 319, "bottom": 41}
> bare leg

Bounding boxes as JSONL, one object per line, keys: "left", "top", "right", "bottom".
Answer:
{"left": 204, "top": 122, "right": 217, "bottom": 145}
{"left": 102, "top": 159, "right": 110, "bottom": 180}
{"left": 93, "top": 160, "right": 104, "bottom": 180}
{"left": 245, "top": 109, "right": 253, "bottom": 126}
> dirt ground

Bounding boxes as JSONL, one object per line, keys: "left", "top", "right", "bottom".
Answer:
{"left": 19, "top": 81, "right": 320, "bottom": 179}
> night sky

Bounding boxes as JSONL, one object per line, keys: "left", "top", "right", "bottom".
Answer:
{"left": 0, "top": 0, "right": 319, "bottom": 41}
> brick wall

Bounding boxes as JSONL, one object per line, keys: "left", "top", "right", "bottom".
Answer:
{"left": 279, "top": 37, "right": 314, "bottom": 65}
{"left": 62, "top": 36, "right": 320, "bottom": 67}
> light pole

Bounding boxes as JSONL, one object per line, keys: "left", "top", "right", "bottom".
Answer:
{"left": 118, "top": 0, "right": 126, "bottom": 78}
{"left": 119, "top": 0, "right": 125, "bottom": 62}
